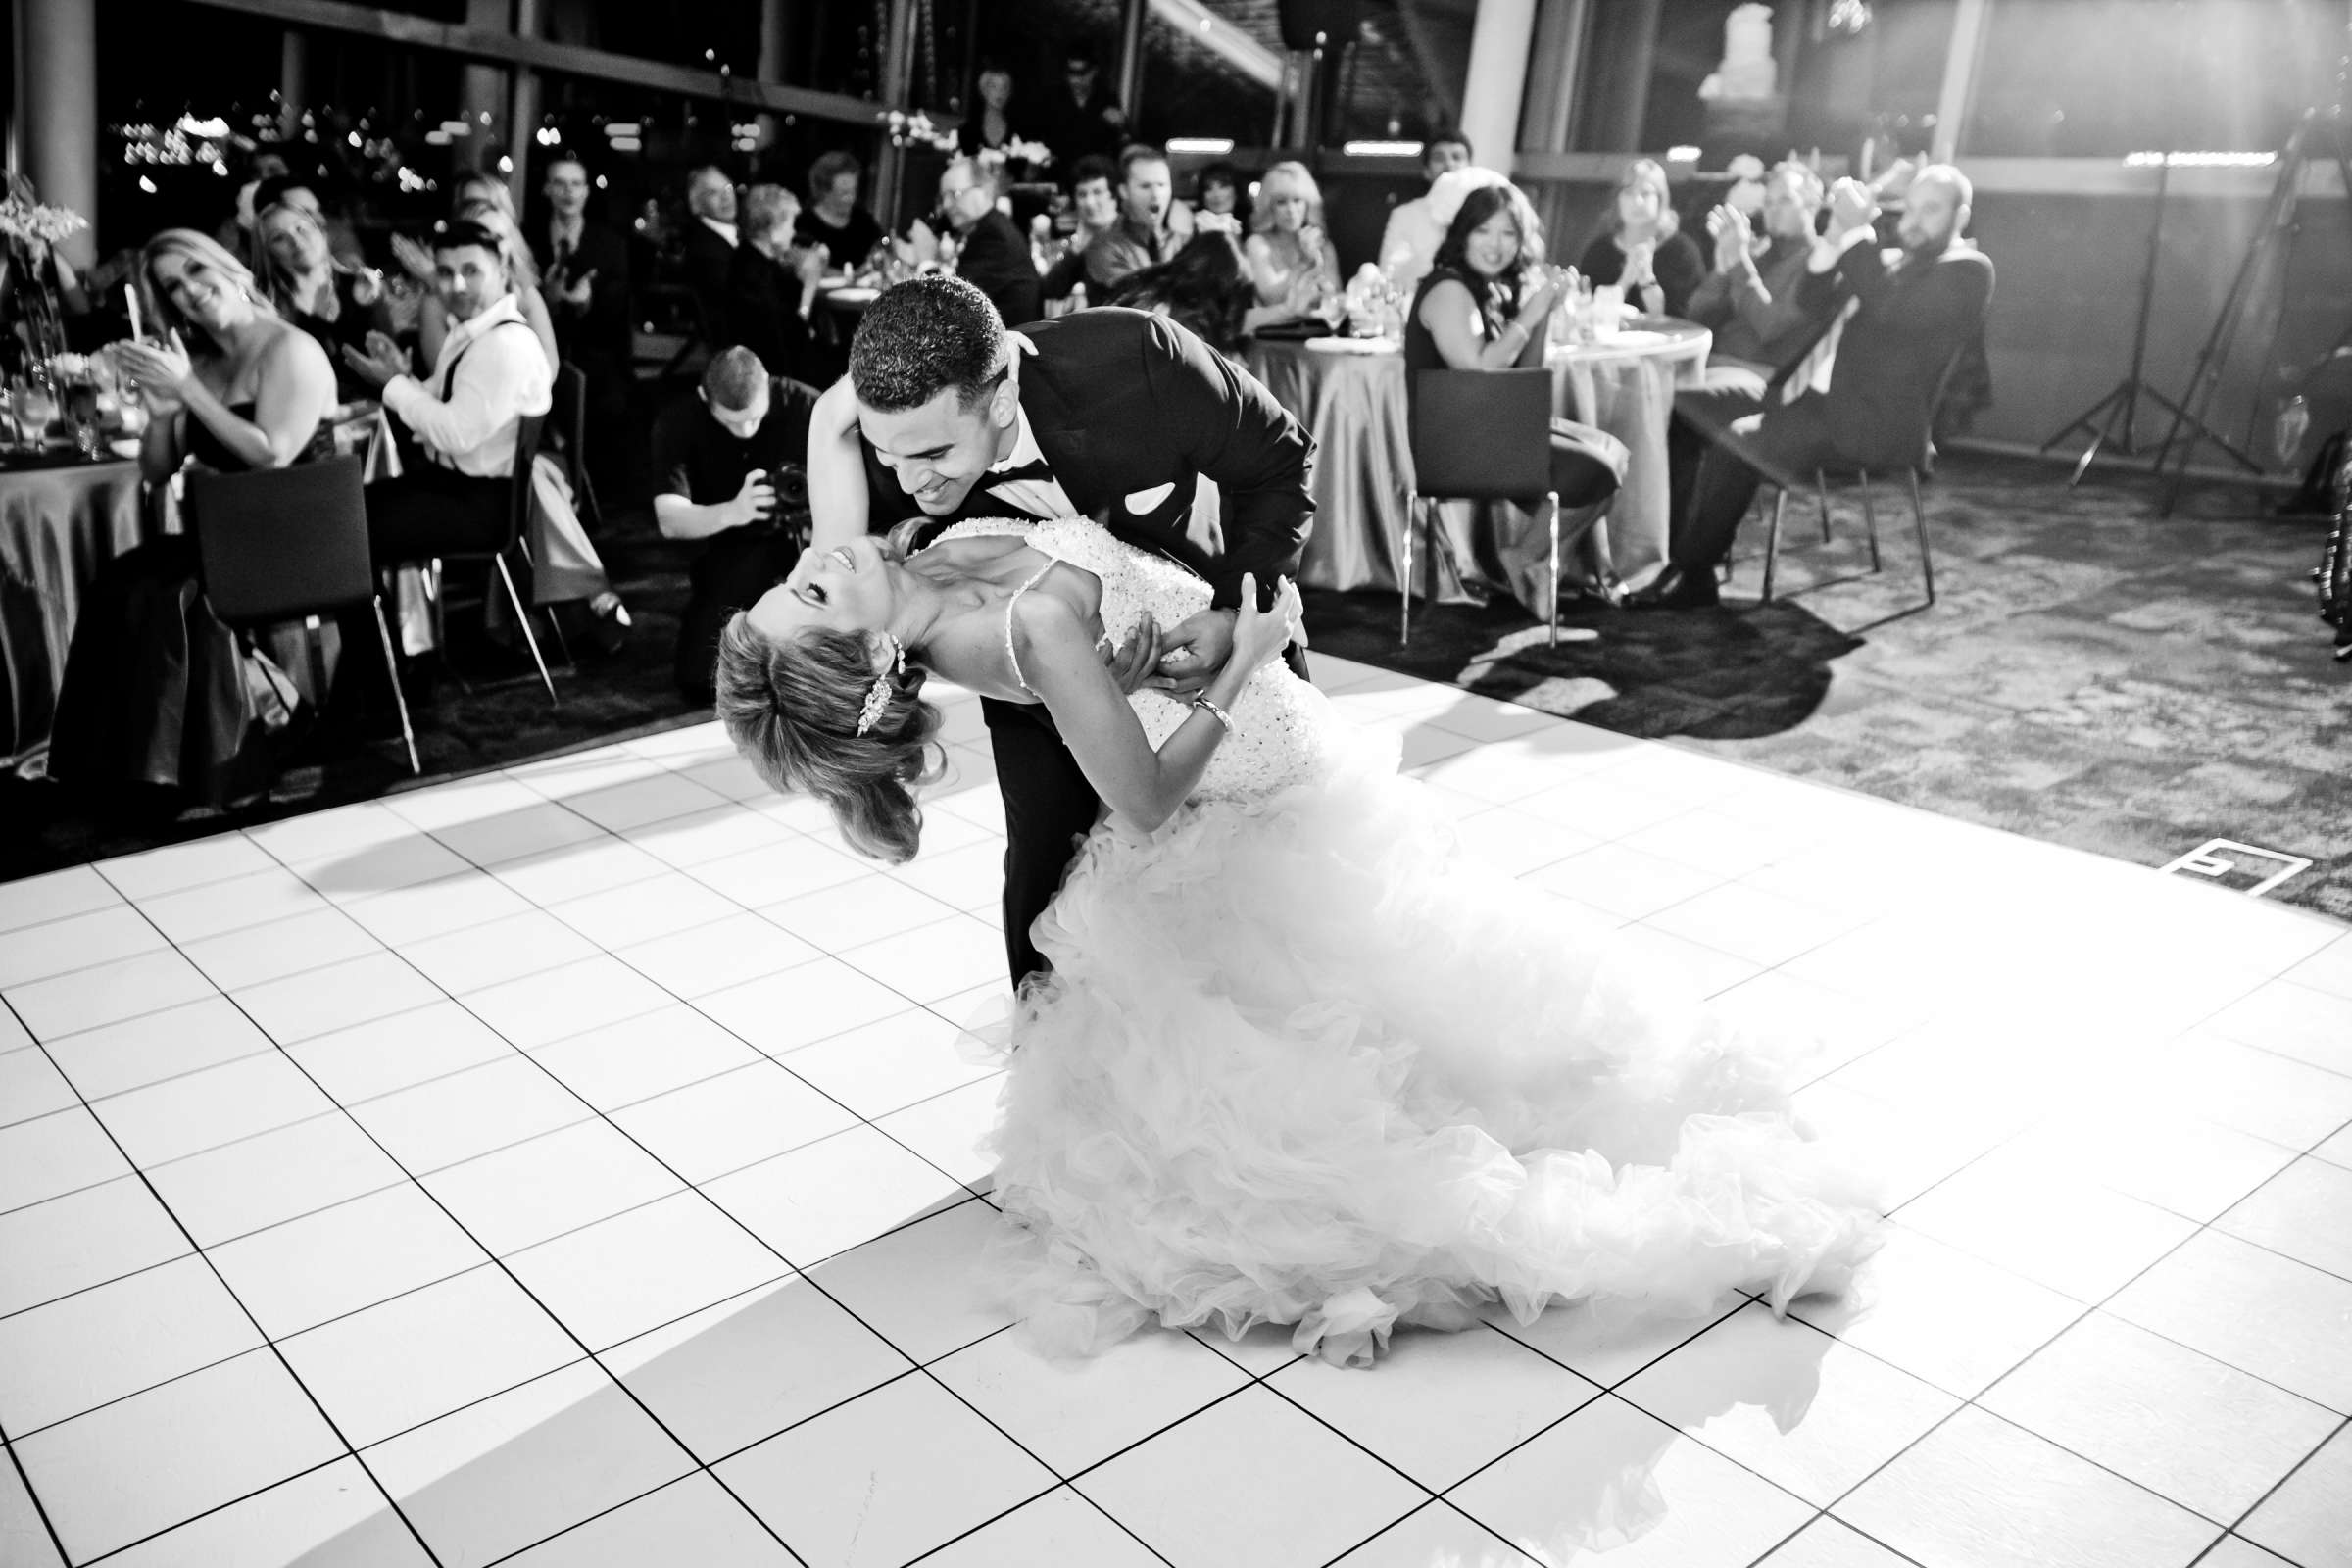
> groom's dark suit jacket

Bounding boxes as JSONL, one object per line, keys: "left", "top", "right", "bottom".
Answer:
{"left": 855, "top": 307, "right": 1317, "bottom": 988}
{"left": 860, "top": 307, "right": 1316, "bottom": 611}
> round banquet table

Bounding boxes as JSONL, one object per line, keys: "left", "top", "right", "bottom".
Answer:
{"left": 0, "top": 457, "right": 150, "bottom": 773}
{"left": 1244, "top": 319, "right": 1711, "bottom": 608}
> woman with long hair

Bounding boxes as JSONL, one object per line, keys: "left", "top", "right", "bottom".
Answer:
{"left": 48, "top": 230, "right": 337, "bottom": 806}
{"left": 1242, "top": 160, "right": 1340, "bottom": 316}
{"left": 1577, "top": 157, "right": 1706, "bottom": 318}
{"left": 1098, "top": 230, "right": 1258, "bottom": 358}
{"left": 255, "top": 199, "right": 395, "bottom": 402}
{"left": 712, "top": 507, "right": 1880, "bottom": 1369}
{"left": 1409, "top": 181, "right": 1632, "bottom": 606}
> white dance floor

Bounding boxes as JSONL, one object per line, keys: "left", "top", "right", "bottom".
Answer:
{"left": 1, "top": 656, "right": 2346, "bottom": 1568}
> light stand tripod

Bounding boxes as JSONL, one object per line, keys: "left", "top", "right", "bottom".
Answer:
{"left": 2038, "top": 148, "right": 2200, "bottom": 485}
{"left": 2152, "top": 108, "right": 2352, "bottom": 515}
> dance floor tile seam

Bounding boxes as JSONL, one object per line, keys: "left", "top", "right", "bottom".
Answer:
{"left": 2, "top": 660, "right": 2347, "bottom": 1567}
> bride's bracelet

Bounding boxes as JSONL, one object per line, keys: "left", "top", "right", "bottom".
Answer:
{"left": 1191, "top": 695, "right": 1235, "bottom": 735}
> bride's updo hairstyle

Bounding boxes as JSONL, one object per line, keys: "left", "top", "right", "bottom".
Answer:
{"left": 714, "top": 617, "right": 946, "bottom": 863}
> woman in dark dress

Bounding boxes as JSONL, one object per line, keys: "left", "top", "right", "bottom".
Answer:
{"left": 1408, "top": 183, "right": 1631, "bottom": 609}
{"left": 794, "top": 151, "right": 888, "bottom": 273}
{"left": 1576, "top": 158, "right": 1707, "bottom": 320}
{"left": 47, "top": 229, "right": 335, "bottom": 808}
{"left": 256, "top": 199, "right": 395, "bottom": 404}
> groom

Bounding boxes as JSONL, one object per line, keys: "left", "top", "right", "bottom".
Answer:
{"left": 806, "top": 275, "right": 1316, "bottom": 985}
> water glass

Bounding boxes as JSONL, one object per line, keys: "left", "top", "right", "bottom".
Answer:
{"left": 18, "top": 378, "right": 59, "bottom": 448}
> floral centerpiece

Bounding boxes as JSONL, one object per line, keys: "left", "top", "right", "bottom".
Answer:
{"left": 0, "top": 197, "right": 88, "bottom": 366}
{"left": 879, "top": 110, "right": 958, "bottom": 153}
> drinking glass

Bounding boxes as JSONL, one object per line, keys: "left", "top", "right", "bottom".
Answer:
{"left": 17, "top": 376, "right": 59, "bottom": 449}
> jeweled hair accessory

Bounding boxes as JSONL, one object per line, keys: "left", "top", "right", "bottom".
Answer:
{"left": 854, "top": 635, "right": 906, "bottom": 736}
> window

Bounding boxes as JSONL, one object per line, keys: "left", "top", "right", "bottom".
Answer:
{"left": 1965, "top": 0, "right": 2344, "bottom": 158}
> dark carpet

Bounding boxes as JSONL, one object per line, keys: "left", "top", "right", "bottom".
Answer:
{"left": 1302, "top": 450, "right": 2352, "bottom": 923}
{"left": 0, "top": 496, "right": 710, "bottom": 881}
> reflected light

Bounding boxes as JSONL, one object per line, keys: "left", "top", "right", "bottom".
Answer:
{"left": 2123, "top": 150, "right": 2277, "bottom": 167}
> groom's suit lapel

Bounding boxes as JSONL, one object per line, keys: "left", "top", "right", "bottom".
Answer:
{"left": 1015, "top": 360, "right": 1102, "bottom": 516}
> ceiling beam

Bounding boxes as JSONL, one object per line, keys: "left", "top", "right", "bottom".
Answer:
{"left": 179, "top": 0, "right": 935, "bottom": 129}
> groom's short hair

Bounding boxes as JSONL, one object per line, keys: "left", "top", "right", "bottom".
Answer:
{"left": 850, "top": 275, "right": 1011, "bottom": 413}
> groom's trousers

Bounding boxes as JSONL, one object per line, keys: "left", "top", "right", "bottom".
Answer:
{"left": 984, "top": 642, "right": 1312, "bottom": 989}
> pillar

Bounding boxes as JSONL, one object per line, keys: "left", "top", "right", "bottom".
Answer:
{"left": 1461, "top": 0, "right": 1542, "bottom": 172}
{"left": 508, "top": 0, "right": 545, "bottom": 200}
{"left": 757, "top": 0, "right": 792, "bottom": 150}
{"left": 279, "top": 28, "right": 310, "bottom": 143}
{"left": 1931, "top": 0, "right": 1990, "bottom": 165}
{"left": 874, "top": 0, "right": 918, "bottom": 225}
{"left": 459, "top": 0, "right": 511, "bottom": 178}
{"left": 13, "top": 0, "right": 99, "bottom": 268}
{"left": 1116, "top": 0, "right": 1150, "bottom": 132}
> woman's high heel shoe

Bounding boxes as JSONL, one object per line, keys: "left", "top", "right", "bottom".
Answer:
{"left": 1574, "top": 570, "right": 1628, "bottom": 608}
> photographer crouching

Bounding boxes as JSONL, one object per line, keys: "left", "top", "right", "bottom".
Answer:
{"left": 652, "top": 347, "right": 819, "bottom": 701}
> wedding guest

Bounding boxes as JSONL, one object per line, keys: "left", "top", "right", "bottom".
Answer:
{"left": 48, "top": 230, "right": 336, "bottom": 807}
{"left": 1577, "top": 157, "right": 1706, "bottom": 319}
{"left": 342, "top": 220, "right": 554, "bottom": 567}
{"left": 1684, "top": 161, "right": 1831, "bottom": 379}
{"left": 1040, "top": 154, "right": 1118, "bottom": 305}
{"left": 535, "top": 153, "right": 633, "bottom": 487}
{"left": 725, "top": 184, "right": 827, "bottom": 386}
{"left": 680, "top": 164, "right": 739, "bottom": 339}
{"left": 1039, "top": 38, "right": 1127, "bottom": 172}
{"left": 1083, "top": 144, "right": 1183, "bottom": 290}
{"left": 397, "top": 201, "right": 560, "bottom": 373}
{"left": 256, "top": 198, "right": 395, "bottom": 402}
{"left": 1099, "top": 230, "right": 1257, "bottom": 358}
{"left": 1243, "top": 160, "right": 1340, "bottom": 318}
{"left": 795, "top": 151, "right": 887, "bottom": 273}
{"left": 653, "top": 347, "right": 818, "bottom": 700}
{"left": 1376, "top": 129, "right": 1476, "bottom": 292}
{"left": 959, "top": 60, "right": 1040, "bottom": 172}
{"left": 935, "top": 156, "right": 1042, "bottom": 327}
{"left": 217, "top": 150, "right": 290, "bottom": 266}
{"left": 1643, "top": 166, "right": 1994, "bottom": 609}
{"left": 1196, "top": 162, "right": 1249, "bottom": 226}
{"left": 1408, "top": 183, "right": 1630, "bottom": 607}
{"left": 247, "top": 174, "right": 368, "bottom": 270}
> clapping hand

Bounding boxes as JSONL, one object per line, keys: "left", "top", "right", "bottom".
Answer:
{"left": 1621, "top": 238, "right": 1658, "bottom": 289}
{"left": 340, "top": 329, "right": 412, "bottom": 391}
{"left": 1707, "top": 204, "right": 1752, "bottom": 271}
{"left": 559, "top": 268, "right": 598, "bottom": 308}
{"left": 793, "top": 246, "right": 829, "bottom": 288}
{"left": 1826, "top": 178, "right": 1879, "bottom": 241}
{"left": 391, "top": 233, "right": 437, "bottom": 286}
{"left": 115, "top": 333, "right": 196, "bottom": 404}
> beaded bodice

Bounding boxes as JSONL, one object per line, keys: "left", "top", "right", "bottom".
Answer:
{"left": 918, "top": 518, "right": 1340, "bottom": 801}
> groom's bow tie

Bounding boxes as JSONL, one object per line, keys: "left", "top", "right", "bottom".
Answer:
{"left": 985, "top": 458, "right": 1055, "bottom": 485}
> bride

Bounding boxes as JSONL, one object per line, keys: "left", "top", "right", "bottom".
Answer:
{"left": 714, "top": 516, "right": 1884, "bottom": 1368}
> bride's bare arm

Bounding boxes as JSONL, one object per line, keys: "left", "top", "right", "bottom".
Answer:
{"left": 807, "top": 376, "right": 872, "bottom": 553}
{"left": 1020, "top": 575, "right": 1294, "bottom": 831}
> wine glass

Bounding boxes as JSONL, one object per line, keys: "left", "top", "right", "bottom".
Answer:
{"left": 17, "top": 374, "right": 59, "bottom": 450}
{"left": 1313, "top": 287, "right": 1348, "bottom": 335}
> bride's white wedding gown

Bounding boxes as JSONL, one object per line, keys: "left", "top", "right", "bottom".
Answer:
{"left": 920, "top": 519, "right": 1885, "bottom": 1368}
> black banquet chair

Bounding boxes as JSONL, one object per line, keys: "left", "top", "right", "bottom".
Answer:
{"left": 184, "top": 454, "right": 418, "bottom": 774}
{"left": 1403, "top": 367, "right": 1625, "bottom": 647}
